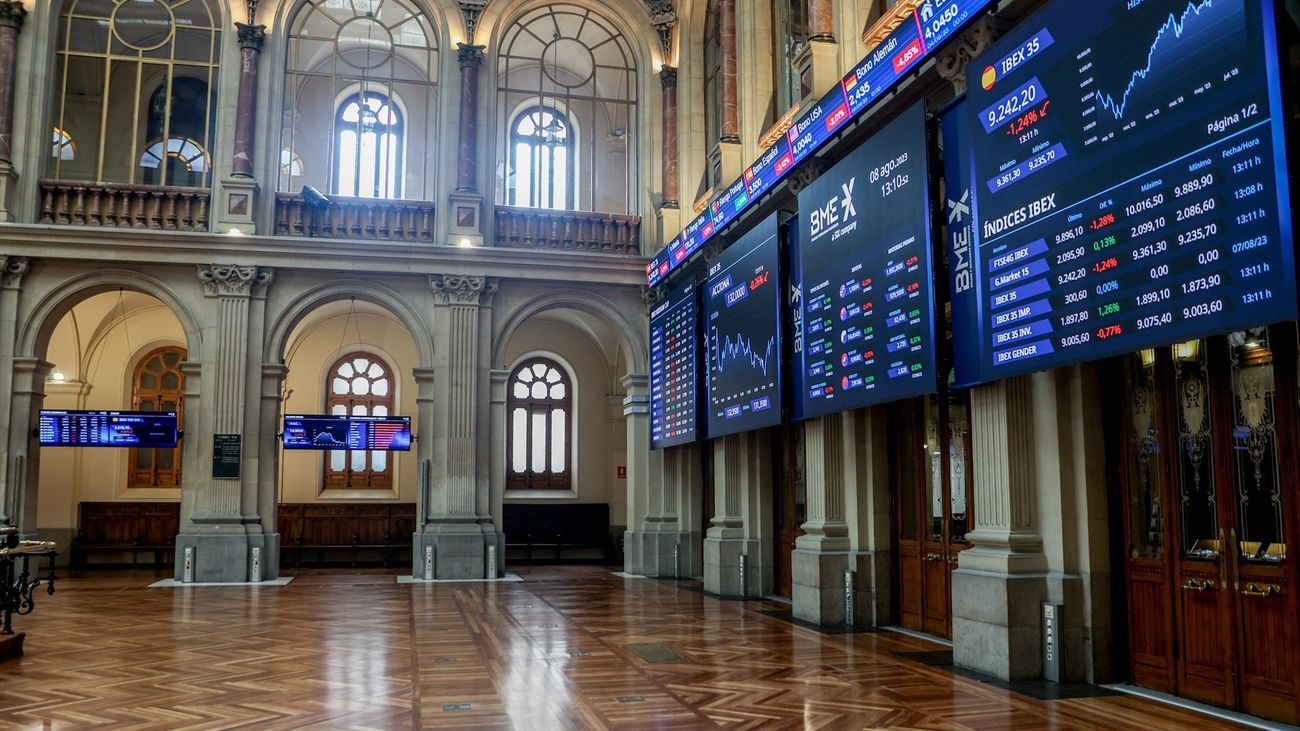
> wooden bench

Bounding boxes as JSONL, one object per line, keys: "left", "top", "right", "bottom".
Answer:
{"left": 277, "top": 503, "right": 415, "bottom": 568}
{"left": 503, "top": 503, "right": 611, "bottom": 563}
{"left": 70, "top": 502, "right": 179, "bottom": 568}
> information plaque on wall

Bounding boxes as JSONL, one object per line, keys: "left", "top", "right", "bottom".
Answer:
{"left": 212, "top": 434, "right": 241, "bottom": 480}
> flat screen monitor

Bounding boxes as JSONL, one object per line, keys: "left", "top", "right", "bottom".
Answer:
{"left": 704, "top": 213, "right": 783, "bottom": 438}
{"left": 794, "top": 101, "right": 938, "bottom": 419}
{"left": 282, "top": 414, "right": 412, "bottom": 451}
{"left": 38, "top": 410, "right": 179, "bottom": 448}
{"left": 956, "top": 0, "right": 1295, "bottom": 382}
{"left": 650, "top": 280, "right": 700, "bottom": 449}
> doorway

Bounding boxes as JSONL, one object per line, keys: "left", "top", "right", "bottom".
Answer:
{"left": 1114, "top": 326, "right": 1299, "bottom": 723}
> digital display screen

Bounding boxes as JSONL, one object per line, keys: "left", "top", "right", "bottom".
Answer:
{"left": 794, "top": 102, "right": 938, "bottom": 419}
{"left": 282, "top": 415, "right": 412, "bottom": 451}
{"left": 647, "top": 0, "right": 996, "bottom": 287}
{"left": 959, "top": 0, "right": 1295, "bottom": 381}
{"left": 39, "top": 410, "right": 179, "bottom": 448}
{"left": 650, "top": 281, "right": 699, "bottom": 449}
{"left": 705, "top": 214, "right": 782, "bottom": 438}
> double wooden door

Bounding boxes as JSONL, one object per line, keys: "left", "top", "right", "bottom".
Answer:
{"left": 892, "top": 390, "right": 974, "bottom": 638}
{"left": 1117, "top": 325, "right": 1299, "bottom": 723}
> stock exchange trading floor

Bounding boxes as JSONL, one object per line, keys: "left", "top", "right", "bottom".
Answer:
{"left": 0, "top": 566, "right": 1257, "bottom": 730}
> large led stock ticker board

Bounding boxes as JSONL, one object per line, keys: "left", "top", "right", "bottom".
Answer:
{"left": 39, "top": 410, "right": 180, "bottom": 448}
{"left": 282, "top": 415, "right": 413, "bottom": 451}
{"left": 705, "top": 215, "right": 782, "bottom": 438}
{"left": 794, "top": 102, "right": 938, "bottom": 420}
{"left": 956, "top": 0, "right": 1295, "bottom": 381}
{"left": 650, "top": 281, "right": 699, "bottom": 449}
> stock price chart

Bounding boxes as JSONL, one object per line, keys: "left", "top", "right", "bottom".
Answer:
{"left": 963, "top": 0, "right": 1295, "bottom": 379}
{"left": 650, "top": 281, "right": 699, "bottom": 449}
{"left": 794, "top": 103, "right": 937, "bottom": 419}
{"left": 705, "top": 215, "right": 782, "bottom": 438}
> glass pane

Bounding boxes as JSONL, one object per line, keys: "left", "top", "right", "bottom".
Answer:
{"left": 163, "top": 351, "right": 180, "bottom": 367}
{"left": 148, "top": 356, "right": 164, "bottom": 371}
{"left": 531, "top": 381, "right": 547, "bottom": 399}
{"left": 372, "top": 451, "right": 387, "bottom": 472}
{"left": 897, "top": 404, "right": 919, "bottom": 541}
{"left": 352, "top": 358, "right": 369, "bottom": 373}
{"left": 140, "top": 373, "right": 158, "bottom": 390}
{"left": 1173, "top": 340, "right": 1219, "bottom": 559}
{"left": 513, "top": 382, "right": 530, "bottom": 398}
{"left": 1228, "top": 329, "right": 1284, "bottom": 562}
{"left": 373, "top": 405, "right": 387, "bottom": 417}
{"left": 948, "top": 394, "right": 972, "bottom": 543}
{"left": 139, "top": 399, "right": 156, "bottom": 411}
{"left": 518, "top": 367, "right": 534, "bottom": 383}
{"left": 331, "top": 403, "right": 347, "bottom": 415}
{"left": 352, "top": 404, "right": 367, "bottom": 416}
{"left": 531, "top": 411, "right": 548, "bottom": 473}
{"left": 551, "top": 409, "right": 566, "bottom": 472}
{"left": 546, "top": 368, "right": 561, "bottom": 383}
{"left": 157, "top": 448, "right": 173, "bottom": 469}
{"left": 372, "top": 378, "right": 389, "bottom": 397}
{"left": 368, "top": 362, "right": 384, "bottom": 378}
{"left": 161, "top": 373, "right": 179, "bottom": 390}
{"left": 330, "top": 449, "right": 345, "bottom": 470}
{"left": 351, "top": 450, "right": 366, "bottom": 471}
{"left": 338, "top": 362, "right": 355, "bottom": 377}
{"left": 511, "top": 408, "right": 527, "bottom": 472}
{"left": 1126, "top": 350, "right": 1164, "bottom": 559}
{"left": 333, "top": 377, "right": 349, "bottom": 395}
{"left": 924, "top": 396, "right": 943, "bottom": 543}
{"left": 352, "top": 377, "right": 370, "bottom": 395}
{"left": 532, "top": 363, "right": 548, "bottom": 379}
{"left": 550, "top": 383, "right": 566, "bottom": 400}
{"left": 136, "top": 449, "right": 153, "bottom": 469}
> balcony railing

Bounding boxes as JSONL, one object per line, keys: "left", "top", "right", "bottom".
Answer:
{"left": 275, "top": 193, "right": 436, "bottom": 242}
{"left": 38, "top": 181, "right": 210, "bottom": 231}
{"left": 494, "top": 206, "right": 640, "bottom": 255}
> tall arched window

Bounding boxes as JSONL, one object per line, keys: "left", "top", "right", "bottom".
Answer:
{"left": 508, "top": 107, "right": 572, "bottom": 209}
{"left": 48, "top": 0, "right": 221, "bottom": 186}
{"left": 325, "top": 352, "right": 395, "bottom": 490}
{"left": 283, "top": 0, "right": 440, "bottom": 199}
{"left": 497, "top": 4, "right": 637, "bottom": 213}
{"left": 507, "top": 358, "right": 571, "bottom": 491}
{"left": 333, "top": 91, "right": 403, "bottom": 198}
{"left": 129, "top": 347, "right": 185, "bottom": 488}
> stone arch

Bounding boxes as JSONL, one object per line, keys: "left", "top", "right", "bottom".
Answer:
{"left": 264, "top": 280, "right": 434, "bottom": 366}
{"left": 492, "top": 288, "right": 647, "bottom": 376}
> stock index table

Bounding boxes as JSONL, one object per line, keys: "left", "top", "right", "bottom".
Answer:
{"left": 964, "top": 0, "right": 1295, "bottom": 379}
{"left": 650, "top": 281, "right": 699, "bottom": 449}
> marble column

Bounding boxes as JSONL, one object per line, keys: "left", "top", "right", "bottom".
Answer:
{"left": 176, "top": 264, "right": 273, "bottom": 583}
{"left": 808, "top": 0, "right": 833, "bottom": 41}
{"left": 455, "top": 44, "right": 484, "bottom": 193}
{"left": 952, "top": 375, "right": 1048, "bottom": 680}
{"left": 0, "top": 1, "right": 25, "bottom": 165}
{"left": 417, "top": 275, "right": 497, "bottom": 579}
{"left": 231, "top": 23, "right": 265, "bottom": 178}
{"left": 719, "top": 0, "right": 739, "bottom": 142}
{"left": 659, "top": 66, "right": 679, "bottom": 208}
{"left": 792, "top": 413, "right": 852, "bottom": 625}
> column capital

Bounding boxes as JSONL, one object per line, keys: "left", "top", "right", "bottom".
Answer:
{"left": 458, "top": 0, "right": 487, "bottom": 44}
{"left": 648, "top": 1, "right": 676, "bottom": 59}
{"left": 787, "top": 159, "right": 826, "bottom": 196}
{"left": 197, "top": 264, "right": 274, "bottom": 297}
{"left": 659, "top": 65, "right": 677, "bottom": 88}
{"left": 457, "top": 43, "right": 485, "bottom": 69}
{"left": 236, "top": 22, "right": 265, "bottom": 50}
{"left": 1, "top": 255, "right": 28, "bottom": 289}
{"left": 0, "top": 2, "right": 26, "bottom": 31}
{"left": 429, "top": 273, "right": 496, "bottom": 305}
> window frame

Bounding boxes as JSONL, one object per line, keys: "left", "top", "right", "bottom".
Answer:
{"left": 507, "top": 106, "right": 575, "bottom": 210}
{"left": 127, "top": 345, "right": 186, "bottom": 489}
{"left": 323, "top": 351, "right": 396, "bottom": 491}
{"left": 331, "top": 90, "right": 405, "bottom": 199}
{"left": 506, "top": 357, "right": 573, "bottom": 491}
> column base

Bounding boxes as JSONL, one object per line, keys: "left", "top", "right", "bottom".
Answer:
{"left": 703, "top": 536, "right": 761, "bottom": 597}
{"left": 448, "top": 190, "right": 484, "bottom": 246}
{"left": 791, "top": 549, "right": 849, "bottom": 626}
{"left": 0, "top": 161, "right": 17, "bottom": 223}
{"left": 174, "top": 529, "right": 279, "bottom": 583}
{"left": 215, "top": 176, "right": 259, "bottom": 235}
{"left": 412, "top": 525, "right": 501, "bottom": 580}
{"left": 626, "top": 530, "right": 701, "bottom": 578}
{"left": 848, "top": 550, "right": 891, "bottom": 626}
{"left": 952, "top": 568, "right": 1048, "bottom": 681}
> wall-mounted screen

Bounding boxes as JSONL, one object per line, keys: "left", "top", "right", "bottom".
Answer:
{"left": 705, "top": 214, "right": 782, "bottom": 438}
{"left": 958, "top": 0, "right": 1295, "bottom": 382}
{"left": 794, "top": 102, "right": 938, "bottom": 419}
{"left": 650, "top": 280, "right": 699, "bottom": 449}
{"left": 38, "top": 410, "right": 179, "bottom": 448}
{"left": 282, "top": 415, "right": 412, "bottom": 451}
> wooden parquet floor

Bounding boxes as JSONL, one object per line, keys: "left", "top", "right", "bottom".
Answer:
{"left": 0, "top": 566, "right": 1253, "bottom": 730}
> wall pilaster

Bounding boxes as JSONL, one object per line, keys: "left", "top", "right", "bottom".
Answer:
{"left": 0, "top": 255, "right": 27, "bottom": 526}
{"left": 792, "top": 412, "right": 852, "bottom": 625}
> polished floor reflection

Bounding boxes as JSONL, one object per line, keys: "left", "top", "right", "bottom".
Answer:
{"left": 0, "top": 566, "right": 1252, "bottom": 730}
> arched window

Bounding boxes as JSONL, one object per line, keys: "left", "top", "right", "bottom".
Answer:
{"left": 497, "top": 4, "right": 637, "bottom": 213}
{"left": 325, "top": 352, "right": 395, "bottom": 490}
{"left": 129, "top": 347, "right": 185, "bottom": 488}
{"left": 48, "top": 0, "right": 221, "bottom": 186}
{"left": 508, "top": 107, "right": 572, "bottom": 209}
{"left": 507, "top": 358, "right": 571, "bottom": 491}
{"left": 333, "top": 92, "right": 403, "bottom": 198}
{"left": 283, "top": 0, "right": 440, "bottom": 199}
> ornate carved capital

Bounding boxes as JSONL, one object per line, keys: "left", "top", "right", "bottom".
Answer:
{"left": 659, "top": 65, "right": 677, "bottom": 89}
{"left": 641, "top": 286, "right": 663, "bottom": 307}
{"left": 457, "top": 42, "right": 485, "bottom": 70}
{"left": 197, "top": 264, "right": 274, "bottom": 297}
{"left": 236, "top": 22, "right": 266, "bottom": 50}
{"left": 935, "top": 14, "right": 1012, "bottom": 95}
{"left": 459, "top": 0, "right": 487, "bottom": 45}
{"left": 786, "top": 159, "right": 826, "bottom": 196}
{"left": 702, "top": 239, "right": 726, "bottom": 262}
{"left": 648, "top": 0, "right": 676, "bottom": 60}
{"left": 0, "top": 1, "right": 26, "bottom": 31}
{"left": 1, "top": 255, "right": 28, "bottom": 288}
{"left": 430, "top": 274, "right": 497, "bottom": 306}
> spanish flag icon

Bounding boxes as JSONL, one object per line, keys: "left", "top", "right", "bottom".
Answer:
{"left": 981, "top": 66, "right": 997, "bottom": 91}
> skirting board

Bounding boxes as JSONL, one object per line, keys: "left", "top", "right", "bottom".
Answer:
{"left": 397, "top": 573, "right": 522, "bottom": 584}
{"left": 149, "top": 577, "right": 296, "bottom": 588}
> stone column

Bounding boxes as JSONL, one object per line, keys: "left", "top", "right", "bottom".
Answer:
{"left": 659, "top": 66, "right": 679, "bottom": 208}
{"left": 792, "top": 412, "right": 852, "bottom": 625}
{"left": 704, "top": 433, "right": 757, "bottom": 596}
{"left": 486, "top": 368, "right": 508, "bottom": 575}
{"left": 455, "top": 44, "right": 484, "bottom": 193}
{"left": 176, "top": 264, "right": 273, "bottom": 583}
{"left": 719, "top": 0, "right": 739, "bottom": 142}
{"left": 0, "top": 1, "right": 25, "bottom": 165}
{"left": 0, "top": 256, "right": 28, "bottom": 527}
{"left": 952, "top": 375, "right": 1048, "bottom": 680}
{"left": 620, "top": 373, "right": 654, "bottom": 575}
{"left": 253, "top": 362, "right": 287, "bottom": 580}
{"left": 231, "top": 23, "right": 265, "bottom": 178}
{"left": 7, "top": 357, "right": 50, "bottom": 536}
{"left": 808, "top": 0, "right": 833, "bottom": 41}
{"left": 417, "top": 274, "right": 497, "bottom": 579}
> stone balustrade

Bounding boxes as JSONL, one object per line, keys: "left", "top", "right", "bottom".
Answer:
{"left": 275, "top": 193, "right": 436, "bottom": 242}
{"left": 38, "top": 181, "right": 210, "bottom": 231}
{"left": 493, "top": 206, "right": 641, "bottom": 255}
